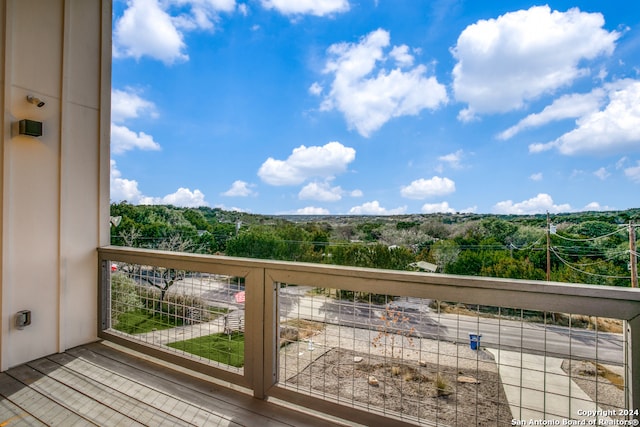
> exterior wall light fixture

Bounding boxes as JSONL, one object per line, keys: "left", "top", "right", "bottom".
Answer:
{"left": 18, "top": 119, "right": 43, "bottom": 137}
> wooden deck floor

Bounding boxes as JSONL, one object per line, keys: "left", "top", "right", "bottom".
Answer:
{"left": 0, "top": 342, "right": 347, "bottom": 426}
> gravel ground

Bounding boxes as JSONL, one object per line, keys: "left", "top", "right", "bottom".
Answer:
{"left": 561, "top": 359, "right": 626, "bottom": 420}
{"left": 278, "top": 323, "right": 630, "bottom": 425}
{"left": 279, "top": 325, "right": 512, "bottom": 426}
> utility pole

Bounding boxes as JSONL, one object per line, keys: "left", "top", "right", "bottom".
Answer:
{"left": 631, "top": 222, "right": 638, "bottom": 288}
{"left": 546, "top": 212, "right": 551, "bottom": 281}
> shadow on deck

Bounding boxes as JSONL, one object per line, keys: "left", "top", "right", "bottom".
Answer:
{"left": 0, "top": 341, "right": 352, "bottom": 426}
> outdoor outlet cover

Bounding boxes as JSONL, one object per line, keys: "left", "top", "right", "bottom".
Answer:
{"left": 15, "top": 310, "right": 31, "bottom": 329}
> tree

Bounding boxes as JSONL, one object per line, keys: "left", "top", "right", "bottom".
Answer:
{"left": 479, "top": 218, "right": 517, "bottom": 245}
{"left": 567, "top": 221, "right": 619, "bottom": 240}
{"left": 183, "top": 208, "right": 210, "bottom": 231}
{"left": 110, "top": 273, "right": 143, "bottom": 326}
{"left": 447, "top": 250, "right": 485, "bottom": 275}
{"left": 157, "top": 233, "right": 196, "bottom": 253}
{"left": 430, "top": 240, "right": 460, "bottom": 272}
{"left": 143, "top": 267, "right": 186, "bottom": 314}
{"left": 372, "top": 303, "right": 415, "bottom": 360}
{"left": 327, "top": 243, "right": 415, "bottom": 271}
{"left": 356, "top": 222, "right": 384, "bottom": 242}
{"left": 552, "top": 258, "right": 628, "bottom": 287}
{"left": 141, "top": 234, "right": 194, "bottom": 312}
{"left": 118, "top": 227, "right": 142, "bottom": 247}
{"left": 225, "top": 228, "right": 287, "bottom": 260}
{"left": 481, "top": 257, "right": 545, "bottom": 280}
{"left": 275, "top": 224, "right": 316, "bottom": 261}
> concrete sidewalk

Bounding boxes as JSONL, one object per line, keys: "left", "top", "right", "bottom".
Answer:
{"left": 487, "top": 349, "right": 613, "bottom": 422}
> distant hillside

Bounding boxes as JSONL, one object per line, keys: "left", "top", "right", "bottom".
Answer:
{"left": 110, "top": 202, "right": 639, "bottom": 286}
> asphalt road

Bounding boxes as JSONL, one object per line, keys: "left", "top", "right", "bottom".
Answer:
{"left": 278, "top": 288, "right": 624, "bottom": 365}
{"left": 152, "top": 277, "right": 624, "bottom": 366}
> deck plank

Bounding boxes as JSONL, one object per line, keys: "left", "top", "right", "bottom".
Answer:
{"left": 0, "top": 369, "right": 87, "bottom": 426}
{"left": 52, "top": 350, "right": 242, "bottom": 426}
{"left": 8, "top": 363, "right": 129, "bottom": 427}
{"left": 28, "top": 357, "right": 194, "bottom": 427}
{"left": 1, "top": 342, "right": 350, "bottom": 427}
{"left": 69, "top": 343, "right": 335, "bottom": 426}
{"left": 0, "top": 374, "right": 47, "bottom": 427}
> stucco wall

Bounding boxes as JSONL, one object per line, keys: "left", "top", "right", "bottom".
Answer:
{"left": 0, "top": 0, "right": 110, "bottom": 370}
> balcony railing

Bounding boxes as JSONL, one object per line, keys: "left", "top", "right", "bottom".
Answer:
{"left": 98, "top": 246, "right": 640, "bottom": 426}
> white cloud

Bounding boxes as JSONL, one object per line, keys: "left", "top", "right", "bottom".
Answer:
{"left": 214, "top": 204, "right": 248, "bottom": 212}
{"left": 529, "top": 80, "right": 640, "bottom": 156}
{"left": 583, "top": 202, "right": 613, "bottom": 211}
{"left": 298, "top": 181, "right": 343, "bottom": 201}
{"left": 421, "top": 202, "right": 455, "bottom": 214}
{"left": 171, "top": 0, "right": 236, "bottom": 31}
{"left": 625, "top": 161, "right": 640, "bottom": 183}
{"left": 111, "top": 88, "right": 157, "bottom": 123}
{"left": 114, "top": 0, "right": 188, "bottom": 64}
{"left": 110, "top": 160, "right": 144, "bottom": 203}
{"left": 222, "top": 180, "right": 256, "bottom": 197}
{"left": 348, "top": 201, "right": 406, "bottom": 215}
{"left": 570, "top": 169, "right": 586, "bottom": 179}
{"left": 493, "top": 193, "right": 571, "bottom": 214}
{"left": 530, "top": 172, "right": 543, "bottom": 181}
{"left": 350, "top": 189, "right": 363, "bottom": 197}
{"left": 616, "top": 157, "right": 628, "bottom": 169}
{"left": 238, "top": 3, "right": 248, "bottom": 16}
{"left": 111, "top": 123, "right": 161, "bottom": 155}
{"left": 420, "top": 202, "right": 476, "bottom": 214}
{"left": 400, "top": 176, "right": 455, "bottom": 199}
{"left": 437, "top": 150, "right": 464, "bottom": 169}
{"left": 594, "top": 167, "right": 610, "bottom": 180}
{"left": 498, "top": 90, "right": 605, "bottom": 140}
{"left": 452, "top": 6, "right": 619, "bottom": 118}
{"left": 309, "top": 82, "right": 323, "bottom": 96}
{"left": 258, "top": 141, "right": 355, "bottom": 185}
{"left": 110, "top": 160, "right": 207, "bottom": 206}
{"left": 110, "top": 88, "right": 161, "bottom": 155}
{"left": 140, "top": 187, "right": 207, "bottom": 207}
{"left": 389, "top": 45, "right": 414, "bottom": 67}
{"left": 260, "top": 0, "right": 349, "bottom": 16}
{"left": 296, "top": 206, "right": 331, "bottom": 215}
{"left": 320, "top": 29, "right": 447, "bottom": 137}
{"left": 113, "top": 0, "right": 236, "bottom": 64}
{"left": 456, "top": 108, "right": 478, "bottom": 124}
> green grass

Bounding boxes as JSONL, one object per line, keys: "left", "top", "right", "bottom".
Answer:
{"left": 167, "top": 333, "right": 245, "bottom": 367}
{"left": 113, "top": 309, "right": 184, "bottom": 334}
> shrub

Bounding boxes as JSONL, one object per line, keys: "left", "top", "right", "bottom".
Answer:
{"left": 136, "top": 286, "right": 212, "bottom": 324}
{"left": 111, "top": 273, "right": 143, "bottom": 326}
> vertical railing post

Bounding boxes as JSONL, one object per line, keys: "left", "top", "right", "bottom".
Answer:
{"left": 261, "top": 270, "right": 279, "bottom": 399}
{"left": 627, "top": 315, "right": 640, "bottom": 419}
{"left": 245, "top": 267, "right": 266, "bottom": 399}
{"left": 98, "top": 258, "right": 111, "bottom": 332}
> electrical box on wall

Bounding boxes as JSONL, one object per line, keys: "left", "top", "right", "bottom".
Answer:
{"left": 18, "top": 119, "right": 43, "bottom": 137}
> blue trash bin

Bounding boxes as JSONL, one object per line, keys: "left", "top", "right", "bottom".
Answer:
{"left": 469, "top": 334, "right": 482, "bottom": 350}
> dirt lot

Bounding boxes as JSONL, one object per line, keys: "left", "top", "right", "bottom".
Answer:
{"left": 283, "top": 344, "right": 513, "bottom": 426}
{"left": 278, "top": 323, "right": 626, "bottom": 426}
{"left": 561, "top": 359, "right": 626, "bottom": 420}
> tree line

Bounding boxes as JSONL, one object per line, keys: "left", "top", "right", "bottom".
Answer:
{"left": 110, "top": 202, "right": 639, "bottom": 286}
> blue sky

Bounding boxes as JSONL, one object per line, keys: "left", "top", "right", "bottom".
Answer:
{"left": 110, "top": 0, "right": 640, "bottom": 215}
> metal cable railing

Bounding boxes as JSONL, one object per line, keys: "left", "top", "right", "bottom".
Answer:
{"left": 98, "top": 246, "right": 640, "bottom": 426}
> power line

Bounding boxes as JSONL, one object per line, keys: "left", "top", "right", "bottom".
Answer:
{"left": 550, "top": 246, "right": 630, "bottom": 280}
{"left": 551, "top": 247, "right": 628, "bottom": 259}
{"left": 550, "top": 228, "right": 625, "bottom": 242}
